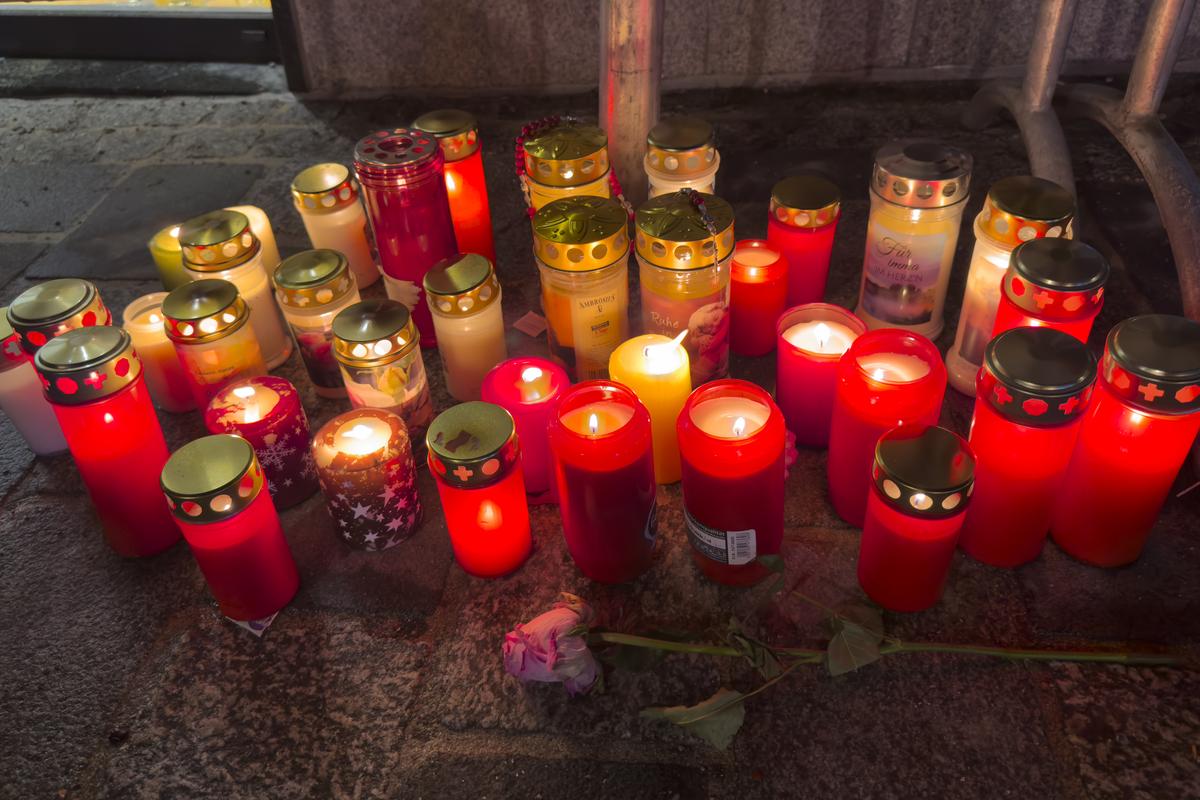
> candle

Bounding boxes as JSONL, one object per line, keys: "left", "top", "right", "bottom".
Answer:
{"left": 225, "top": 204, "right": 281, "bottom": 272}
{"left": 427, "top": 401, "right": 531, "bottom": 578}
{"left": 856, "top": 425, "right": 976, "bottom": 612}
{"left": 767, "top": 174, "right": 841, "bottom": 306}
{"left": 312, "top": 408, "right": 422, "bottom": 551}
{"left": 775, "top": 304, "right": 866, "bottom": 448}
{"left": 413, "top": 109, "right": 496, "bottom": 262}
{"left": 550, "top": 381, "right": 656, "bottom": 583}
{"left": 677, "top": 380, "right": 786, "bottom": 586}
{"left": 730, "top": 239, "right": 788, "bottom": 357}
{"left": 121, "top": 293, "right": 196, "bottom": 413}
{"left": 274, "top": 249, "right": 362, "bottom": 399}
{"left": 7, "top": 277, "right": 111, "bottom": 355}
{"left": 992, "top": 238, "right": 1109, "bottom": 344}
{"left": 424, "top": 252, "right": 508, "bottom": 401}
{"left": 481, "top": 357, "right": 570, "bottom": 504}
{"left": 161, "top": 434, "right": 299, "bottom": 621}
{"left": 608, "top": 332, "right": 691, "bottom": 484}
{"left": 291, "top": 163, "right": 381, "bottom": 288}
{"left": 644, "top": 116, "right": 720, "bottom": 198}
{"left": 960, "top": 328, "right": 1096, "bottom": 567}
{"left": 827, "top": 329, "right": 947, "bottom": 527}
{"left": 0, "top": 310, "right": 67, "bottom": 455}
{"left": 147, "top": 223, "right": 187, "bottom": 290}
{"left": 205, "top": 376, "right": 320, "bottom": 511}
{"left": 522, "top": 120, "right": 612, "bottom": 211}
{"left": 1051, "top": 315, "right": 1200, "bottom": 566}
{"left": 34, "top": 326, "right": 179, "bottom": 557}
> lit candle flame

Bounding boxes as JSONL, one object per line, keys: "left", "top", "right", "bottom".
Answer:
{"left": 732, "top": 416, "right": 746, "bottom": 437}
{"left": 814, "top": 323, "right": 830, "bottom": 352}
{"left": 103, "top": 412, "right": 114, "bottom": 424}
{"left": 873, "top": 368, "right": 886, "bottom": 382}
{"left": 168, "top": 225, "right": 180, "bottom": 238}
{"left": 521, "top": 366, "right": 543, "bottom": 383}
{"left": 588, "top": 413, "right": 599, "bottom": 434}
{"left": 446, "top": 171, "right": 459, "bottom": 194}
{"left": 232, "top": 386, "right": 256, "bottom": 399}
{"left": 477, "top": 499, "right": 502, "bottom": 530}
{"left": 345, "top": 424, "right": 374, "bottom": 440}
{"left": 643, "top": 329, "right": 688, "bottom": 373}
{"left": 148, "top": 313, "right": 161, "bottom": 325}
{"left": 519, "top": 366, "right": 546, "bottom": 401}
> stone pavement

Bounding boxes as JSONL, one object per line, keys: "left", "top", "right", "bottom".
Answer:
{"left": 1, "top": 61, "right": 1199, "bottom": 799}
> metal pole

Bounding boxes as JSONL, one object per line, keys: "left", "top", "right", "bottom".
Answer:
{"left": 1122, "top": 0, "right": 1197, "bottom": 118}
{"left": 1021, "top": 0, "right": 1080, "bottom": 111}
{"left": 599, "top": 0, "right": 663, "bottom": 208}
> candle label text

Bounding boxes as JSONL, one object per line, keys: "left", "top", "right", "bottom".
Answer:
{"left": 684, "top": 508, "right": 756, "bottom": 565}
{"left": 641, "top": 288, "right": 730, "bottom": 385}
{"left": 861, "top": 222, "right": 947, "bottom": 326}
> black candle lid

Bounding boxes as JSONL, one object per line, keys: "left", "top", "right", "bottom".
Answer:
{"left": 873, "top": 425, "right": 975, "bottom": 519}
{"left": 981, "top": 327, "right": 1097, "bottom": 426}
{"left": 1005, "top": 239, "right": 1109, "bottom": 319}
{"left": 1101, "top": 314, "right": 1200, "bottom": 415}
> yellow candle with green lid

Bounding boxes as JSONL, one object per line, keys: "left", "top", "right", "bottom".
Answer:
{"left": 608, "top": 331, "right": 691, "bottom": 484}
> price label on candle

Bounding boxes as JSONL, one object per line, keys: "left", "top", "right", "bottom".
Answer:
{"left": 684, "top": 508, "right": 756, "bottom": 566}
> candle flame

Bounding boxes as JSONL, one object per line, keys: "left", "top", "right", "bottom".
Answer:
{"left": 815, "top": 323, "right": 831, "bottom": 351}
{"left": 732, "top": 416, "right": 746, "bottom": 437}
{"left": 103, "top": 412, "right": 114, "bottom": 424}
{"left": 588, "top": 413, "right": 599, "bottom": 434}
{"left": 345, "top": 424, "right": 374, "bottom": 440}
{"left": 477, "top": 499, "right": 502, "bottom": 530}
{"left": 169, "top": 226, "right": 180, "bottom": 238}
{"left": 233, "top": 386, "right": 256, "bottom": 399}
{"left": 521, "top": 366, "right": 543, "bottom": 383}
{"left": 672, "top": 328, "right": 689, "bottom": 347}
{"left": 643, "top": 330, "right": 688, "bottom": 374}
{"left": 446, "top": 171, "right": 459, "bottom": 194}
{"left": 873, "top": 368, "right": 886, "bottom": 382}
{"left": 148, "top": 313, "right": 161, "bottom": 325}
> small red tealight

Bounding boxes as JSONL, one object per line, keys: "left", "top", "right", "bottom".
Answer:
{"left": 730, "top": 239, "right": 788, "bottom": 357}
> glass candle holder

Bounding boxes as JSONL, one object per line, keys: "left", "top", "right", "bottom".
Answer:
{"left": 205, "top": 376, "right": 320, "bottom": 511}
{"left": 827, "top": 329, "right": 947, "bottom": 528}
{"left": 609, "top": 333, "right": 691, "bottom": 484}
{"left": 163, "top": 279, "right": 268, "bottom": 408}
{"left": 7, "top": 277, "right": 111, "bottom": 355}
{"left": 424, "top": 253, "right": 508, "bottom": 401}
{"left": 0, "top": 311, "right": 67, "bottom": 455}
{"left": 312, "top": 408, "right": 422, "bottom": 551}
{"left": 428, "top": 401, "right": 532, "bottom": 578}
{"left": 274, "top": 249, "right": 361, "bottom": 399}
{"left": 354, "top": 127, "right": 458, "bottom": 347}
{"left": 946, "top": 176, "right": 1075, "bottom": 396}
{"left": 993, "top": 238, "right": 1109, "bottom": 343}
{"left": 636, "top": 190, "right": 735, "bottom": 384}
{"left": 678, "top": 379, "right": 786, "bottom": 586}
{"left": 775, "top": 304, "right": 866, "bottom": 448}
{"left": 331, "top": 299, "right": 434, "bottom": 459}
{"left": 522, "top": 121, "right": 612, "bottom": 212}
{"left": 644, "top": 116, "right": 720, "bottom": 198}
{"left": 857, "top": 424, "right": 975, "bottom": 612}
{"left": 161, "top": 434, "right": 299, "bottom": 621}
{"left": 550, "top": 381, "right": 657, "bottom": 583}
{"left": 179, "top": 209, "right": 292, "bottom": 369}
{"left": 34, "top": 326, "right": 179, "bottom": 557}
{"left": 121, "top": 293, "right": 195, "bottom": 413}
{"left": 856, "top": 140, "right": 973, "bottom": 338}
{"left": 532, "top": 196, "right": 630, "bottom": 381}
{"left": 768, "top": 175, "right": 841, "bottom": 307}
{"left": 291, "top": 163, "right": 381, "bottom": 289}
{"left": 730, "top": 239, "right": 788, "bottom": 357}
{"left": 960, "top": 328, "right": 1096, "bottom": 567}
{"left": 413, "top": 109, "right": 496, "bottom": 263}
{"left": 1051, "top": 315, "right": 1200, "bottom": 566}
{"left": 481, "top": 356, "right": 570, "bottom": 504}
{"left": 147, "top": 223, "right": 187, "bottom": 290}
{"left": 225, "top": 205, "right": 281, "bottom": 273}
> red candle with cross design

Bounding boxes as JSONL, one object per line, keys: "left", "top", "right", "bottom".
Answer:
{"left": 991, "top": 238, "right": 1109, "bottom": 343}
{"left": 1051, "top": 315, "right": 1200, "bottom": 566}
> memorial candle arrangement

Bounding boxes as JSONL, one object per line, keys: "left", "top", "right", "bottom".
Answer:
{"left": 946, "top": 176, "right": 1075, "bottom": 396}
{"left": 161, "top": 434, "right": 299, "bottom": 621}
{"left": 424, "top": 252, "right": 508, "bottom": 401}
{"left": 291, "top": 163, "right": 381, "bottom": 288}
{"left": 35, "top": 326, "right": 179, "bottom": 557}
{"left": 521, "top": 120, "right": 612, "bottom": 211}
{"left": 767, "top": 174, "right": 841, "bottom": 306}
{"left": 960, "top": 328, "right": 1096, "bottom": 567}
{"left": 121, "top": 292, "right": 196, "bottom": 413}
{"left": 550, "top": 381, "right": 657, "bottom": 583}
{"left": 312, "top": 408, "right": 422, "bottom": 551}
{"left": 7, "top": 277, "right": 111, "bottom": 355}
{"left": 730, "top": 239, "right": 788, "bottom": 357}
{"left": 677, "top": 379, "right": 786, "bottom": 586}
{"left": 481, "top": 356, "right": 570, "bottom": 504}
{"left": 274, "top": 249, "right": 361, "bottom": 398}
{"left": 147, "top": 223, "right": 187, "bottom": 290}
{"left": 0, "top": 311, "right": 67, "bottom": 456}
{"left": 413, "top": 109, "right": 496, "bottom": 262}
{"left": 608, "top": 332, "right": 691, "bottom": 484}
{"left": 775, "top": 304, "right": 866, "bottom": 448}
{"left": 992, "top": 237, "right": 1109, "bottom": 343}
{"left": 1051, "top": 315, "right": 1200, "bottom": 566}
{"left": 644, "top": 115, "right": 720, "bottom": 198}
{"left": 428, "top": 402, "right": 532, "bottom": 578}
{"left": 857, "top": 424, "right": 975, "bottom": 612}
{"left": 827, "top": 329, "right": 947, "bottom": 528}
{"left": 205, "top": 376, "right": 320, "bottom": 510}
{"left": 856, "top": 140, "right": 972, "bottom": 338}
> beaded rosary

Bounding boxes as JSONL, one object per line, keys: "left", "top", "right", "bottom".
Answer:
{"left": 515, "top": 116, "right": 634, "bottom": 219}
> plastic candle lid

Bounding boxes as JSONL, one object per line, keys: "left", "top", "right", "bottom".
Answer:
{"left": 161, "top": 434, "right": 265, "bottom": 524}
{"left": 635, "top": 190, "right": 735, "bottom": 271}
{"left": 770, "top": 174, "right": 841, "bottom": 228}
{"left": 873, "top": 425, "right": 975, "bottom": 518}
{"left": 274, "top": 249, "right": 356, "bottom": 309}
{"left": 412, "top": 109, "right": 480, "bottom": 161}
{"left": 979, "top": 176, "right": 1075, "bottom": 245}
{"left": 1006, "top": 238, "right": 1109, "bottom": 318}
{"left": 423, "top": 253, "right": 500, "bottom": 316}
{"left": 178, "top": 209, "right": 259, "bottom": 271}
{"left": 982, "top": 328, "right": 1097, "bottom": 426}
{"left": 291, "top": 163, "right": 359, "bottom": 213}
{"left": 426, "top": 401, "right": 519, "bottom": 489}
{"left": 7, "top": 278, "right": 109, "bottom": 354}
{"left": 162, "top": 279, "right": 250, "bottom": 344}
{"left": 1102, "top": 314, "right": 1200, "bottom": 415}
{"left": 646, "top": 116, "right": 716, "bottom": 178}
{"left": 522, "top": 121, "right": 609, "bottom": 187}
{"left": 331, "top": 299, "right": 419, "bottom": 367}
{"left": 532, "top": 196, "right": 629, "bottom": 272}
{"left": 33, "top": 325, "right": 143, "bottom": 405}
{"left": 871, "top": 140, "right": 972, "bottom": 209}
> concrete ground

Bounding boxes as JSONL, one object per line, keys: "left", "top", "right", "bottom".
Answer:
{"left": 1, "top": 60, "right": 1198, "bottom": 799}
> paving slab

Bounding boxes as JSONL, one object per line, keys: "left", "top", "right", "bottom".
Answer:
{"left": 0, "top": 163, "right": 125, "bottom": 232}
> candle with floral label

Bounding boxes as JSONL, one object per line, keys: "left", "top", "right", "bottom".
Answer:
{"left": 522, "top": 120, "right": 612, "bottom": 211}
{"left": 730, "top": 239, "right": 788, "bottom": 357}
{"left": 147, "top": 223, "right": 187, "bottom": 290}
{"left": 274, "top": 249, "right": 361, "bottom": 399}
{"left": 424, "top": 252, "right": 508, "bottom": 401}
{"left": 775, "top": 304, "right": 866, "bottom": 448}
{"left": 291, "top": 163, "right": 380, "bottom": 288}
{"left": 413, "top": 109, "right": 496, "bottom": 262}
{"left": 992, "top": 238, "right": 1109, "bottom": 343}
{"left": 608, "top": 332, "right": 691, "bottom": 484}
{"left": 768, "top": 174, "right": 841, "bottom": 306}
{"left": 121, "top": 292, "right": 196, "bottom": 413}
{"left": 481, "top": 357, "right": 570, "bottom": 504}
{"left": 7, "top": 278, "right": 111, "bottom": 355}
{"left": 0, "top": 310, "right": 66, "bottom": 455}
{"left": 644, "top": 116, "right": 720, "bottom": 198}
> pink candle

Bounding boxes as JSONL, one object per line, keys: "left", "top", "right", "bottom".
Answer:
{"left": 481, "top": 357, "right": 571, "bottom": 504}
{"left": 775, "top": 304, "right": 866, "bottom": 448}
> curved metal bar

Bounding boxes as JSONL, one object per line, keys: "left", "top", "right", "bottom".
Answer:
{"left": 1122, "top": 0, "right": 1197, "bottom": 119}
{"left": 1022, "top": 0, "right": 1081, "bottom": 112}
{"left": 963, "top": 80, "right": 1076, "bottom": 196}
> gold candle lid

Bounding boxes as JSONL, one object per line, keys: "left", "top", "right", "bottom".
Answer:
{"left": 412, "top": 109, "right": 480, "bottom": 162}
{"left": 274, "top": 249, "right": 356, "bottom": 309}
{"left": 871, "top": 140, "right": 972, "bottom": 209}
{"left": 178, "top": 209, "right": 260, "bottom": 271}
{"left": 770, "top": 174, "right": 841, "bottom": 228}
{"left": 978, "top": 176, "right": 1075, "bottom": 246}
{"left": 635, "top": 190, "right": 735, "bottom": 270}
{"left": 532, "top": 196, "right": 629, "bottom": 272}
{"left": 7, "top": 278, "right": 111, "bottom": 354}
{"left": 162, "top": 279, "right": 251, "bottom": 344}
{"left": 523, "top": 121, "right": 609, "bottom": 187}
{"left": 423, "top": 253, "right": 501, "bottom": 317}
{"left": 291, "top": 163, "right": 359, "bottom": 214}
{"left": 426, "top": 401, "right": 519, "bottom": 489}
{"left": 332, "top": 299, "right": 419, "bottom": 367}
{"left": 33, "top": 325, "right": 143, "bottom": 406}
{"left": 161, "top": 434, "right": 265, "bottom": 524}
{"left": 646, "top": 116, "right": 716, "bottom": 177}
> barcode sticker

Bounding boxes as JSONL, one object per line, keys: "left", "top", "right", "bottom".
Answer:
{"left": 685, "top": 509, "right": 756, "bottom": 566}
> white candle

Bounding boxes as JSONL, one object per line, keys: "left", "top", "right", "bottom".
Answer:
{"left": 0, "top": 321, "right": 66, "bottom": 455}
{"left": 226, "top": 205, "right": 281, "bottom": 271}
{"left": 122, "top": 293, "right": 196, "bottom": 413}
{"left": 783, "top": 319, "right": 857, "bottom": 356}
{"left": 856, "top": 352, "right": 933, "bottom": 383}
{"left": 689, "top": 396, "right": 769, "bottom": 439}
{"left": 560, "top": 402, "right": 634, "bottom": 436}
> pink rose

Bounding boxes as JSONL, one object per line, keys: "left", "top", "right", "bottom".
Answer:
{"left": 503, "top": 593, "right": 598, "bottom": 696}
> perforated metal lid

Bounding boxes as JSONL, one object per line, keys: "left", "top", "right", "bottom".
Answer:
{"left": 873, "top": 425, "right": 975, "bottom": 518}
{"left": 981, "top": 327, "right": 1097, "bottom": 426}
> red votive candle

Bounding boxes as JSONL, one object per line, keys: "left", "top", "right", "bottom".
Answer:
{"left": 678, "top": 379, "right": 786, "bottom": 586}
{"left": 1051, "top": 315, "right": 1200, "bottom": 566}
{"left": 960, "top": 328, "right": 1096, "bottom": 567}
{"left": 204, "top": 376, "right": 320, "bottom": 510}
{"left": 767, "top": 175, "right": 841, "bottom": 307}
{"left": 857, "top": 424, "right": 975, "bottom": 612}
{"left": 413, "top": 110, "right": 495, "bottom": 263}
{"left": 550, "top": 381, "right": 657, "bottom": 583}
{"left": 481, "top": 356, "right": 570, "bottom": 504}
{"left": 34, "top": 326, "right": 178, "bottom": 557}
{"left": 827, "top": 329, "right": 946, "bottom": 528}
{"left": 161, "top": 434, "right": 299, "bottom": 621}
{"left": 775, "top": 303, "right": 866, "bottom": 448}
{"left": 428, "top": 401, "right": 532, "bottom": 578}
{"left": 992, "top": 238, "right": 1109, "bottom": 344}
{"left": 7, "top": 277, "right": 111, "bottom": 355}
{"left": 730, "top": 239, "right": 788, "bottom": 357}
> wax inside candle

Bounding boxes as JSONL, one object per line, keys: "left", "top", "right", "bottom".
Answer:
{"left": 783, "top": 320, "right": 857, "bottom": 356}
{"left": 335, "top": 417, "right": 391, "bottom": 456}
{"left": 689, "top": 396, "right": 769, "bottom": 438}
{"left": 560, "top": 402, "right": 635, "bottom": 436}
{"left": 517, "top": 366, "right": 551, "bottom": 401}
{"left": 734, "top": 245, "right": 782, "bottom": 268}
{"left": 856, "top": 353, "right": 932, "bottom": 383}
{"left": 642, "top": 333, "right": 688, "bottom": 376}
{"left": 221, "top": 383, "right": 281, "bottom": 424}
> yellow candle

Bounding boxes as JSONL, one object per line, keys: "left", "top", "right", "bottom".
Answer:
{"left": 121, "top": 292, "right": 196, "bottom": 413}
{"left": 609, "top": 332, "right": 691, "bottom": 483}
{"left": 147, "top": 225, "right": 187, "bottom": 290}
{"left": 559, "top": 402, "right": 635, "bottom": 436}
